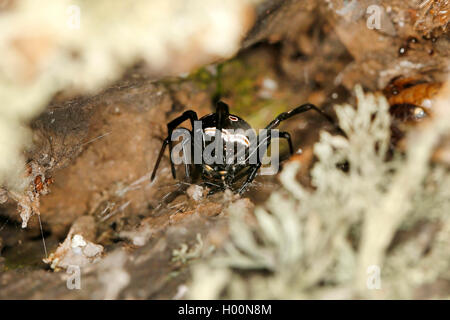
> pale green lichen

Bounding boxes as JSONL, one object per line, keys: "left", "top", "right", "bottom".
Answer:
{"left": 172, "top": 234, "right": 215, "bottom": 264}
{"left": 188, "top": 84, "right": 450, "bottom": 299}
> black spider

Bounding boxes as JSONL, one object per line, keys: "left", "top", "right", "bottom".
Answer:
{"left": 151, "top": 101, "right": 342, "bottom": 195}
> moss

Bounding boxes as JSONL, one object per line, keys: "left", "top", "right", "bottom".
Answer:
{"left": 177, "top": 57, "right": 294, "bottom": 154}
{"left": 214, "top": 57, "right": 290, "bottom": 130}
{"left": 188, "top": 67, "right": 218, "bottom": 91}
{"left": 2, "top": 249, "right": 44, "bottom": 271}
{"left": 178, "top": 56, "right": 291, "bottom": 131}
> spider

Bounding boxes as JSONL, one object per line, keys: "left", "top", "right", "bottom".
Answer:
{"left": 151, "top": 101, "right": 342, "bottom": 195}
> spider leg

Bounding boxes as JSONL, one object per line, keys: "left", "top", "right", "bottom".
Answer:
{"left": 207, "top": 185, "right": 226, "bottom": 196}
{"left": 151, "top": 137, "right": 169, "bottom": 181}
{"left": 197, "top": 181, "right": 224, "bottom": 196}
{"left": 232, "top": 166, "right": 252, "bottom": 182}
{"left": 215, "top": 101, "right": 229, "bottom": 131}
{"left": 205, "top": 165, "right": 253, "bottom": 196}
{"left": 179, "top": 128, "right": 194, "bottom": 182}
{"left": 279, "top": 131, "right": 294, "bottom": 155}
{"left": 265, "top": 103, "right": 345, "bottom": 136}
{"left": 209, "top": 101, "right": 230, "bottom": 158}
{"left": 235, "top": 104, "right": 343, "bottom": 194}
{"left": 237, "top": 163, "right": 263, "bottom": 195}
{"left": 235, "top": 131, "right": 272, "bottom": 194}
{"left": 236, "top": 129, "right": 290, "bottom": 194}
{"left": 167, "top": 111, "right": 198, "bottom": 178}
{"left": 151, "top": 110, "right": 198, "bottom": 181}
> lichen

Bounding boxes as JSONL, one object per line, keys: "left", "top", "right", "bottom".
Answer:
{"left": 0, "top": 0, "right": 257, "bottom": 192}
{"left": 172, "top": 234, "right": 215, "bottom": 264}
{"left": 188, "top": 83, "right": 450, "bottom": 299}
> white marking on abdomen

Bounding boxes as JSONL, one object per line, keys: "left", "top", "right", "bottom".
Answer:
{"left": 204, "top": 127, "right": 250, "bottom": 146}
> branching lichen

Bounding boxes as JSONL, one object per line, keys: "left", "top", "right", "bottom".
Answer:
{"left": 172, "top": 234, "right": 215, "bottom": 264}
{"left": 188, "top": 84, "right": 450, "bottom": 299}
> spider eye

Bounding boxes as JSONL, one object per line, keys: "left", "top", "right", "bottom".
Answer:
{"left": 219, "top": 171, "right": 227, "bottom": 175}
{"left": 204, "top": 165, "right": 213, "bottom": 172}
